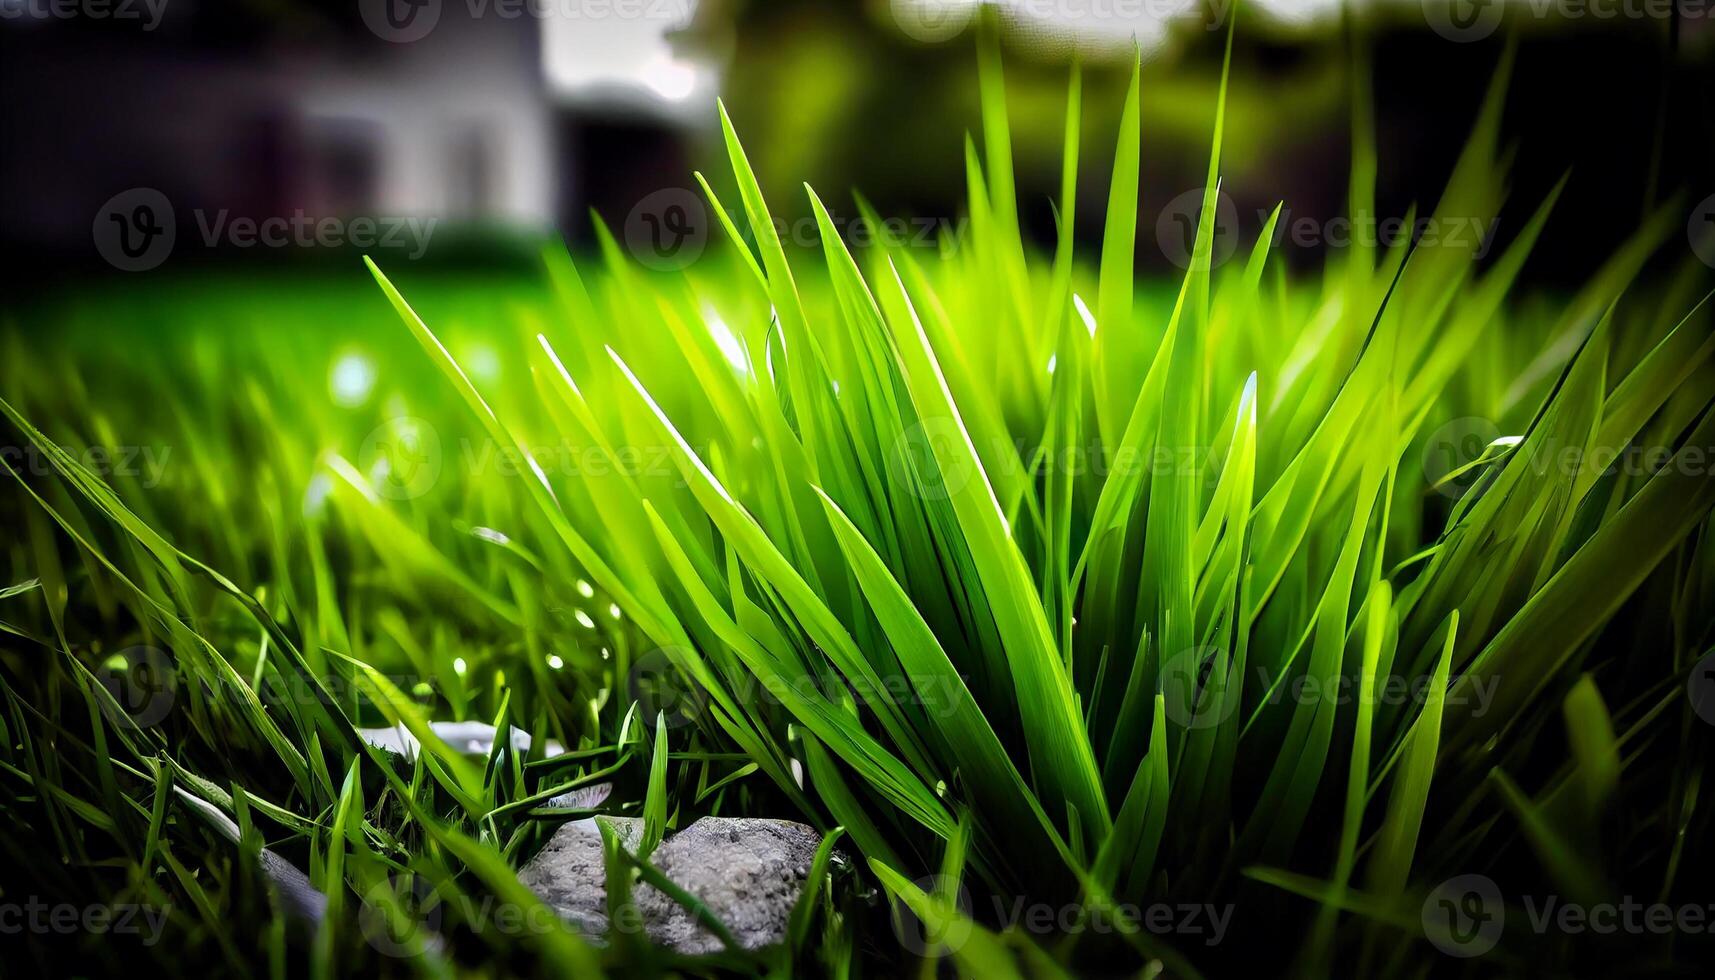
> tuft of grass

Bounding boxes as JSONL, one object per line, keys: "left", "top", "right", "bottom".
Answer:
{"left": 4, "top": 26, "right": 1715, "bottom": 979}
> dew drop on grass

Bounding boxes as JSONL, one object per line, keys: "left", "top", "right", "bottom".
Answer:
{"left": 453, "top": 657, "right": 468, "bottom": 676}
{"left": 577, "top": 580, "right": 595, "bottom": 599}
{"left": 302, "top": 472, "right": 333, "bottom": 518}
{"left": 547, "top": 654, "right": 565, "bottom": 670}
{"left": 1073, "top": 293, "right": 1097, "bottom": 337}
{"left": 575, "top": 610, "right": 596, "bottom": 629}
{"left": 702, "top": 306, "right": 751, "bottom": 375}
{"left": 329, "top": 352, "right": 376, "bottom": 407}
{"left": 463, "top": 344, "right": 501, "bottom": 384}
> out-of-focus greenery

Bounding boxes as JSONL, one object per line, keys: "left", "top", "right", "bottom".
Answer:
{"left": 4, "top": 22, "right": 1715, "bottom": 980}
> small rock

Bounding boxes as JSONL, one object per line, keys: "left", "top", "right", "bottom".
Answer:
{"left": 516, "top": 816, "right": 645, "bottom": 936}
{"left": 175, "top": 786, "right": 328, "bottom": 926}
{"left": 358, "top": 721, "right": 564, "bottom": 760}
{"left": 644, "top": 817, "right": 823, "bottom": 954}
{"left": 517, "top": 816, "right": 823, "bottom": 954}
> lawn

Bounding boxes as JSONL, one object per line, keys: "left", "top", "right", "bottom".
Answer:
{"left": 3, "top": 31, "right": 1713, "bottom": 978}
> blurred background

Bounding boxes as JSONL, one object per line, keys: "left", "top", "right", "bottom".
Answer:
{"left": 1, "top": 0, "right": 1712, "bottom": 292}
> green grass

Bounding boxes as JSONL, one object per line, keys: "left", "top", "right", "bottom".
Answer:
{"left": 4, "top": 28, "right": 1714, "bottom": 979}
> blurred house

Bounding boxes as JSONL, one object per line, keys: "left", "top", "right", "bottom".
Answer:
{"left": 2, "top": 0, "right": 1708, "bottom": 286}
{"left": 0, "top": 0, "right": 712, "bottom": 272}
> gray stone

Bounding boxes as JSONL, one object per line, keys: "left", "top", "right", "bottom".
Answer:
{"left": 358, "top": 721, "right": 565, "bottom": 760}
{"left": 517, "top": 816, "right": 823, "bottom": 954}
{"left": 643, "top": 817, "right": 823, "bottom": 954}
{"left": 516, "top": 816, "right": 646, "bottom": 937}
{"left": 175, "top": 786, "right": 328, "bottom": 926}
